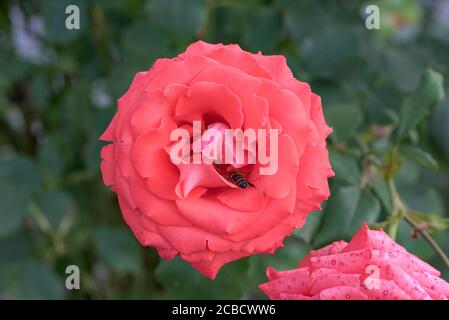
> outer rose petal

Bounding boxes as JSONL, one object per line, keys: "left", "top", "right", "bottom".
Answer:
{"left": 298, "top": 240, "right": 348, "bottom": 268}
{"left": 100, "top": 143, "right": 116, "bottom": 187}
{"left": 206, "top": 46, "right": 273, "bottom": 79}
{"left": 251, "top": 53, "right": 293, "bottom": 84}
{"left": 256, "top": 79, "right": 311, "bottom": 157}
{"left": 129, "top": 170, "right": 191, "bottom": 227}
{"left": 188, "top": 251, "right": 251, "bottom": 280}
{"left": 175, "top": 194, "right": 261, "bottom": 235}
{"left": 251, "top": 52, "right": 313, "bottom": 117}
{"left": 100, "top": 41, "right": 333, "bottom": 279}
{"left": 318, "top": 286, "right": 368, "bottom": 300}
{"left": 361, "top": 279, "right": 411, "bottom": 300}
{"left": 310, "top": 269, "right": 360, "bottom": 295}
{"left": 259, "top": 267, "right": 310, "bottom": 299}
{"left": 216, "top": 187, "right": 267, "bottom": 212}
{"left": 260, "top": 224, "right": 449, "bottom": 300}
{"left": 131, "top": 124, "right": 180, "bottom": 200}
{"left": 117, "top": 193, "right": 176, "bottom": 260}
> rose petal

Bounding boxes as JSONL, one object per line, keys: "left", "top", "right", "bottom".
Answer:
{"left": 130, "top": 85, "right": 187, "bottom": 136}
{"left": 131, "top": 117, "right": 179, "bottom": 200}
{"left": 175, "top": 81, "right": 244, "bottom": 129}
{"left": 259, "top": 267, "right": 310, "bottom": 299}
{"left": 206, "top": 46, "right": 273, "bottom": 79}
{"left": 383, "top": 265, "right": 431, "bottom": 300}
{"left": 175, "top": 194, "right": 261, "bottom": 235}
{"left": 318, "top": 286, "right": 368, "bottom": 300}
{"left": 100, "top": 143, "right": 116, "bottom": 187}
{"left": 362, "top": 279, "right": 411, "bottom": 300}
{"left": 310, "top": 269, "right": 360, "bottom": 295}
{"left": 191, "top": 66, "right": 269, "bottom": 130}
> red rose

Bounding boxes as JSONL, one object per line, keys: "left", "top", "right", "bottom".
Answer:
{"left": 260, "top": 224, "right": 449, "bottom": 299}
{"left": 100, "top": 41, "right": 333, "bottom": 279}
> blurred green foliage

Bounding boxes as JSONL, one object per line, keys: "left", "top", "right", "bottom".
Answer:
{"left": 1, "top": 0, "right": 449, "bottom": 299}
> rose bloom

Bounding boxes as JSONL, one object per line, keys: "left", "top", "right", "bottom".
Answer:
{"left": 260, "top": 224, "right": 449, "bottom": 300}
{"left": 100, "top": 41, "right": 333, "bottom": 279}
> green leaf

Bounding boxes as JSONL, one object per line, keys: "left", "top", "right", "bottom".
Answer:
{"left": 0, "top": 184, "right": 30, "bottom": 237}
{"left": 156, "top": 257, "right": 249, "bottom": 299}
{"left": 0, "top": 232, "right": 33, "bottom": 293}
{"left": 292, "top": 211, "right": 321, "bottom": 244}
{"left": 329, "top": 149, "right": 361, "bottom": 185}
{"left": 385, "top": 49, "right": 424, "bottom": 92}
{"left": 0, "top": 231, "right": 33, "bottom": 298}
{"left": 0, "top": 231, "right": 33, "bottom": 264}
{"left": 364, "top": 83, "right": 403, "bottom": 124}
{"left": 93, "top": 227, "right": 142, "bottom": 273}
{"left": 395, "top": 158, "right": 420, "bottom": 187}
{"left": 0, "top": 155, "right": 42, "bottom": 192}
{"left": 324, "top": 104, "right": 363, "bottom": 142}
{"left": 313, "top": 186, "right": 382, "bottom": 248}
{"left": 399, "top": 145, "right": 438, "bottom": 170}
{"left": 121, "top": 21, "right": 171, "bottom": 70}
{"left": 398, "top": 184, "right": 445, "bottom": 216}
{"left": 312, "top": 185, "right": 361, "bottom": 247}
{"left": 299, "top": 25, "right": 364, "bottom": 78}
{"left": 38, "top": 141, "right": 64, "bottom": 179}
{"left": 347, "top": 189, "right": 381, "bottom": 236}
{"left": 14, "top": 262, "right": 62, "bottom": 299}
{"left": 29, "top": 73, "right": 49, "bottom": 112}
{"left": 430, "top": 96, "right": 449, "bottom": 161}
{"left": 371, "top": 177, "right": 393, "bottom": 213}
{"left": 398, "top": 68, "right": 445, "bottom": 139}
{"left": 35, "top": 190, "right": 75, "bottom": 230}
{"left": 241, "top": 7, "right": 283, "bottom": 53}
{"left": 145, "top": 0, "right": 204, "bottom": 39}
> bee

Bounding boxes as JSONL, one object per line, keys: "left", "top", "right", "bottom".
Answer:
{"left": 227, "top": 170, "right": 255, "bottom": 189}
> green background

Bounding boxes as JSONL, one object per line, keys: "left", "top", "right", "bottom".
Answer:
{"left": 1, "top": 0, "right": 449, "bottom": 299}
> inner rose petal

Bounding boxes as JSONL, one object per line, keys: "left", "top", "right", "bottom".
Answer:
{"left": 175, "top": 162, "right": 236, "bottom": 199}
{"left": 131, "top": 117, "right": 179, "bottom": 200}
{"left": 191, "top": 66, "right": 269, "bottom": 131}
{"left": 200, "top": 122, "right": 256, "bottom": 168}
{"left": 130, "top": 84, "right": 187, "bottom": 137}
{"left": 174, "top": 81, "right": 244, "bottom": 129}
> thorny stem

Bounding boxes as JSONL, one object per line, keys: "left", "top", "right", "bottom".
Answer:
{"left": 386, "top": 178, "right": 405, "bottom": 240}
{"left": 404, "top": 215, "right": 449, "bottom": 272}
{"left": 385, "top": 175, "right": 449, "bottom": 272}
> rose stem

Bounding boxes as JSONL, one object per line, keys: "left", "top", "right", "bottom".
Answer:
{"left": 403, "top": 215, "right": 449, "bottom": 272}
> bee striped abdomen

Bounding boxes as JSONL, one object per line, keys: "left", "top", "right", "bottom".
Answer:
{"left": 227, "top": 171, "right": 254, "bottom": 189}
